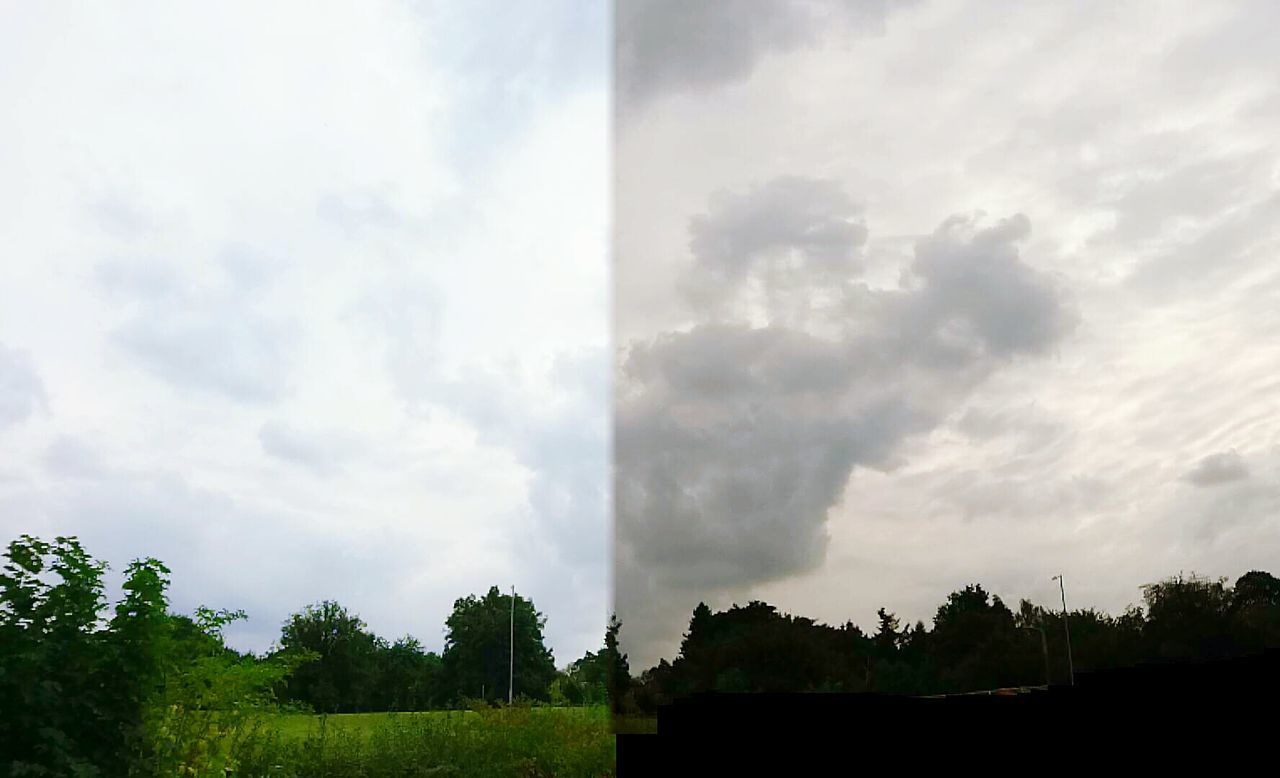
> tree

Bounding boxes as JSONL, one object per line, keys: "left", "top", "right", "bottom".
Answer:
{"left": 370, "top": 636, "right": 443, "bottom": 711}
{"left": 602, "top": 614, "right": 632, "bottom": 712}
{"left": 276, "top": 600, "right": 381, "bottom": 712}
{"left": 1, "top": 535, "right": 294, "bottom": 776}
{"left": 1231, "top": 570, "right": 1280, "bottom": 653}
{"left": 1141, "top": 573, "right": 1234, "bottom": 661}
{"left": 440, "top": 586, "right": 557, "bottom": 704}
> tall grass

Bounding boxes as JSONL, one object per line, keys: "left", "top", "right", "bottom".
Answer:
{"left": 229, "top": 706, "right": 615, "bottom": 777}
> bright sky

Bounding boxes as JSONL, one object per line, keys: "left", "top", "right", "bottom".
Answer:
{"left": 0, "top": 0, "right": 608, "bottom": 664}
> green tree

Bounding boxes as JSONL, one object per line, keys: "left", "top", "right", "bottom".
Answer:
{"left": 602, "top": 613, "right": 632, "bottom": 712}
{"left": 440, "top": 586, "right": 557, "bottom": 704}
{"left": 276, "top": 600, "right": 381, "bottom": 713}
{"left": 370, "top": 636, "right": 443, "bottom": 711}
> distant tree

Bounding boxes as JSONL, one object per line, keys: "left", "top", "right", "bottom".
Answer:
{"left": 440, "top": 586, "right": 557, "bottom": 704}
{"left": 370, "top": 636, "right": 443, "bottom": 711}
{"left": 1231, "top": 570, "right": 1280, "bottom": 653}
{"left": 277, "top": 600, "right": 380, "bottom": 712}
{"left": 602, "top": 613, "right": 633, "bottom": 712}
{"left": 1141, "top": 573, "right": 1234, "bottom": 661}
{"left": 929, "top": 584, "right": 1035, "bottom": 693}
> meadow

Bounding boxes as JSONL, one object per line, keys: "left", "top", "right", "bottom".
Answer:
{"left": 227, "top": 706, "right": 617, "bottom": 777}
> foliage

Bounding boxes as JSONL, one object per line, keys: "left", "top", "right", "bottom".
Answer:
{"left": 0, "top": 536, "right": 297, "bottom": 777}
{"left": 632, "top": 571, "right": 1280, "bottom": 709}
{"left": 440, "top": 587, "right": 557, "bottom": 705}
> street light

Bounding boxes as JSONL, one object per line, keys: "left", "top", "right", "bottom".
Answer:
{"left": 509, "top": 585, "right": 516, "bottom": 704}
{"left": 1051, "top": 575, "right": 1075, "bottom": 686}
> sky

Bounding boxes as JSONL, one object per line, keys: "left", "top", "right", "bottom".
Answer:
{"left": 615, "top": 0, "right": 1280, "bottom": 668}
{"left": 3, "top": 0, "right": 1279, "bottom": 677}
{"left": 0, "top": 0, "right": 608, "bottom": 663}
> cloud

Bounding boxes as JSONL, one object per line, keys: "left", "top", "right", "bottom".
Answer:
{"left": 99, "top": 249, "right": 296, "bottom": 404}
{"left": 258, "top": 421, "right": 364, "bottom": 477}
{"left": 682, "top": 176, "right": 867, "bottom": 324}
{"left": 616, "top": 0, "right": 908, "bottom": 108}
{"left": 43, "top": 437, "right": 107, "bottom": 479}
{"left": 1183, "top": 450, "right": 1250, "bottom": 487}
{"left": 0, "top": 344, "right": 48, "bottom": 430}
{"left": 615, "top": 178, "right": 1077, "bottom": 663}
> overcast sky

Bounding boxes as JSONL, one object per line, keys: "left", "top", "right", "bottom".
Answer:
{"left": 4, "top": 1, "right": 1279, "bottom": 676}
{"left": 615, "top": 0, "right": 1280, "bottom": 668}
{"left": 0, "top": 1, "right": 608, "bottom": 663}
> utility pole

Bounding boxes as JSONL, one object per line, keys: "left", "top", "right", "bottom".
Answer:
{"left": 1052, "top": 575, "right": 1075, "bottom": 686}
{"left": 509, "top": 585, "right": 515, "bottom": 704}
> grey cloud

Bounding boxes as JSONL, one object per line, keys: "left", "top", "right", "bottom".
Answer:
{"left": 258, "top": 421, "right": 362, "bottom": 477}
{"left": 43, "top": 437, "right": 108, "bottom": 479}
{"left": 909, "top": 213, "right": 1077, "bottom": 358}
{"left": 99, "top": 250, "right": 295, "bottom": 403}
{"left": 1183, "top": 450, "right": 1250, "bottom": 487}
{"left": 683, "top": 177, "right": 866, "bottom": 321}
{"left": 0, "top": 344, "right": 48, "bottom": 430}
{"left": 617, "top": 0, "right": 906, "bottom": 107}
{"left": 616, "top": 179, "right": 1077, "bottom": 664}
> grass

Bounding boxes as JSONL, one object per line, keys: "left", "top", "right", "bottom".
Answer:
{"left": 228, "top": 706, "right": 615, "bottom": 777}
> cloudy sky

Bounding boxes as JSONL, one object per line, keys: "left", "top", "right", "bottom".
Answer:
{"left": 616, "top": 0, "right": 1280, "bottom": 667}
{"left": 0, "top": 1, "right": 608, "bottom": 662}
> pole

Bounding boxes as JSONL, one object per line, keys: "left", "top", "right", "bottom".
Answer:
{"left": 1053, "top": 575, "right": 1075, "bottom": 686}
{"left": 508, "top": 586, "right": 515, "bottom": 704}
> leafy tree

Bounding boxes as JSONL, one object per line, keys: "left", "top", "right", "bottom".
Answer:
{"left": 276, "top": 600, "right": 381, "bottom": 713}
{"left": 1, "top": 535, "right": 295, "bottom": 776}
{"left": 370, "top": 636, "right": 443, "bottom": 711}
{"left": 602, "top": 614, "right": 632, "bottom": 712}
{"left": 440, "top": 586, "right": 557, "bottom": 704}
{"left": 1, "top": 535, "right": 120, "bottom": 775}
{"left": 1230, "top": 570, "right": 1280, "bottom": 653}
{"left": 1141, "top": 573, "right": 1234, "bottom": 661}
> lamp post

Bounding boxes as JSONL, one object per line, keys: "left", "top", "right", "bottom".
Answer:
{"left": 1051, "top": 575, "right": 1075, "bottom": 686}
{"left": 509, "top": 585, "right": 515, "bottom": 704}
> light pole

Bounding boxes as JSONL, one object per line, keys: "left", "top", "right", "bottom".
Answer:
{"left": 1052, "top": 575, "right": 1075, "bottom": 686}
{"left": 509, "top": 585, "right": 515, "bottom": 705}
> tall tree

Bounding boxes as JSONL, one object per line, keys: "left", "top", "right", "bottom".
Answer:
{"left": 602, "top": 614, "right": 632, "bottom": 712}
{"left": 277, "top": 600, "right": 380, "bottom": 713}
{"left": 440, "top": 586, "right": 557, "bottom": 703}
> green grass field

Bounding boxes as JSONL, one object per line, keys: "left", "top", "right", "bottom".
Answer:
{"left": 228, "top": 706, "right": 615, "bottom": 777}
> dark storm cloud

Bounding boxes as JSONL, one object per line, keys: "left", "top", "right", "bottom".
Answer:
{"left": 616, "top": 0, "right": 906, "bottom": 107}
{"left": 0, "top": 344, "right": 48, "bottom": 430}
{"left": 1183, "top": 450, "right": 1250, "bottom": 487}
{"left": 98, "top": 250, "right": 295, "bottom": 404}
{"left": 615, "top": 178, "right": 1077, "bottom": 661}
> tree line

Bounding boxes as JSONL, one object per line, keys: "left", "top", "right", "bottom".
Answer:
{"left": 5, "top": 532, "right": 1278, "bottom": 773}
{"left": 622, "top": 570, "right": 1280, "bottom": 710}
{"left": 0, "top": 536, "right": 627, "bottom": 775}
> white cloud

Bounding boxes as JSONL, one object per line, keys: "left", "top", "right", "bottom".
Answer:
{"left": 0, "top": 0, "right": 609, "bottom": 663}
